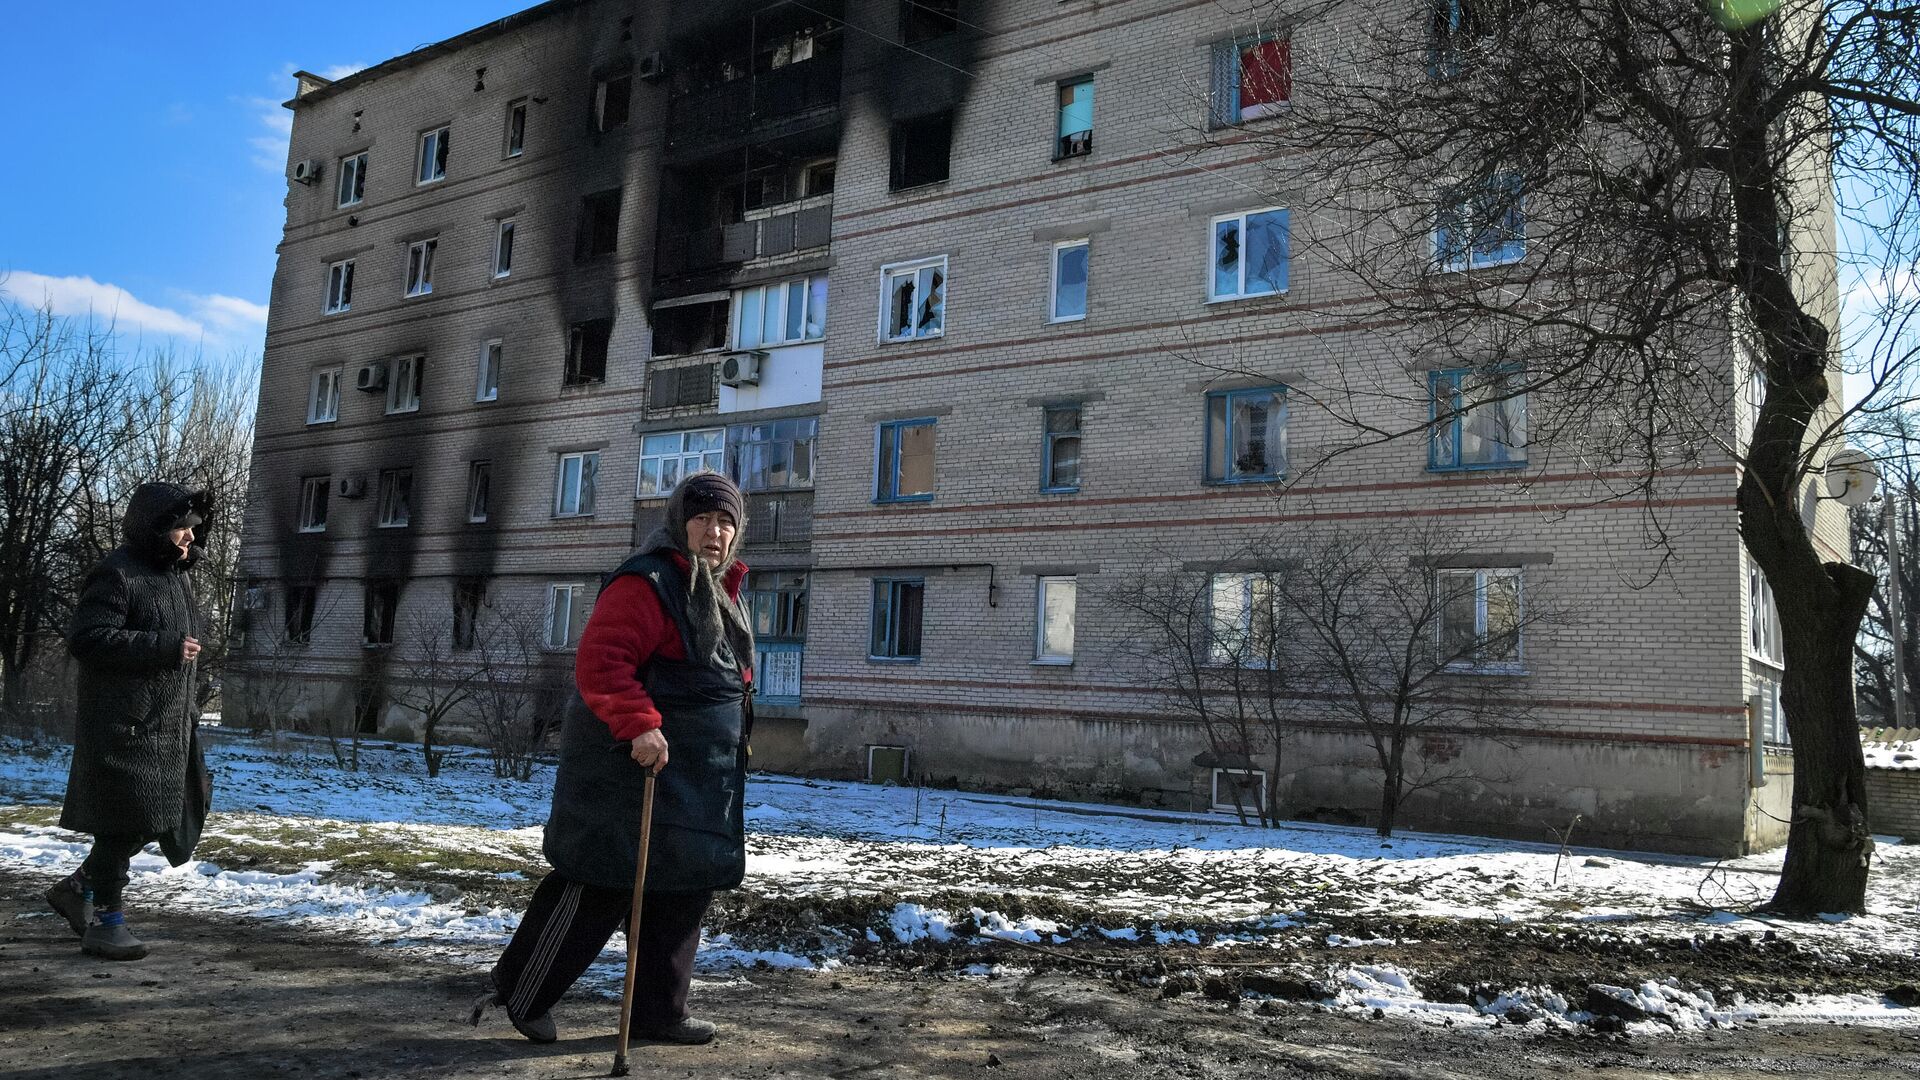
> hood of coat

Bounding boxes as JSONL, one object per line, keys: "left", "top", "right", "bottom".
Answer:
{"left": 122, "top": 482, "right": 213, "bottom": 571}
{"left": 637, "top": 525, "right": 749, "bottom": 597}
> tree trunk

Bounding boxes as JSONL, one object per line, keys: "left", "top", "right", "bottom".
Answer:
{"left": 422, "top": 711, "right": 443, "bottom": 778}
{"left": 1377, "top": 737, "right": 1405, "bottom": 838}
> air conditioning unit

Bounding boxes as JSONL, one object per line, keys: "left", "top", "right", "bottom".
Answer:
{"left": 354, "top": 362, "right": 388, "bottom": 392}
{"left": 337, "top": 476, "right": 368, "bottom": 500}
{"left": 719, "top": 351, "right": 764, "bottom": 387}
{"left": 291, "top": 158, "right": 324, "bottom": 185}
{"left": 636, "top": 51, "right": 666, "bottom": 81}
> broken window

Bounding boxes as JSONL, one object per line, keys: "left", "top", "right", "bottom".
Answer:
{"left": 285, "top": 585, "right": 317, "bottom": 646}
{"left": 466, "top": 460, "right": 492, "bottom": 522}
{"left": 545, "top": 583, "right": 590, "bottom": 649}
{"left": 804, "top": 161, "right": 837, "bottom": 196}
{"left": 566, "top": 318, "right": 613, "bottom": 385}
{"left": 405, "top": 237, "right": 436, "bottom": 297}
{"left": 1041, "top": 404, "right": 1081, "bottom": 492}
{"left": 1209, "top": 208, "right": 1288, "bottom": 300}
{"left": 417, "top": 125, "right": 450, "bottom": 184}
{"left": 337, "top": 151, "right": 368, "bottom": 207}
{"left": 1208, "top": 36, "right": 1290, "bottom": 127}
{"left": 576, "top": 188, "right": 623, "bottom": 261}
{"left": 385, "top": 354, "right": 423, "bottom": 415}
{"left": 901, "top": 0, "right": 959, "bottom": 43}
{"left": 494, "top": 218, "right": 516, "bottom": 278}
{"left": 889, "top": 112, "right": 953, "bottom": 190}
{"left": 880, "top": 257, "right": 946, "bottom": 341}
{"left": 308, "top": 367, "right": 341, "bottom": 424}
{"left": 876, "top": 418, "right": 936, "bottom": 502}
{"left": 1436, "top": 568, "right": 1523, "bottom": 671}
{"left": 1205, "top": 386, "right": 1287, "bottom": 482}
{"left": 477, "top": 340, "right": 502, "bottom": 402}
{"left": 325, "top": 259, "right": 354, "bottom": 315}
{"left": 363, "top": 582, "right": 400, "bottom": 647}
{"left": 595, "top": 73, "right": 633, "bottom": 132}
{"left": 452, "top": 579, "right": 485, "bottom": 650}
{"left": 1429, "top": 368, "right": 1526, "bottom": 470}
{"left": 652, "top": 298, "right": 731, "bottom": 357}
{"left": 870, "top": 578, "right": 925, "bottom": 659}
{"left": 727, "top": 417, "right": 817, "bottom": 492}
{"left": 506, "top": 98, "right": 528, "bottom": 156}
{"left": 554, "top": 452, "right": 599, "bottom": 517}
{"left": 1056, "top": 78, "right": 1093, "bottom": 159}
{"left": 299, "top": 476, "right": 330, "bottom": 532}
{"left": 376, "top": 468, "right": 413, "bottom": 527}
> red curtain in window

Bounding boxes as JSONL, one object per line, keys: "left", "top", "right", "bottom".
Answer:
{"left": 1239, "top": 39, "right": 1291, "bottom": 112}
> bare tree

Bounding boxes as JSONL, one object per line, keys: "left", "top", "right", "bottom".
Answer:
{"left": 1849, "top": 408, "right": 1920, "bottom": 726}
{"left": 1204, "top": 0, "right": 1920, "bottom": 912}
{"left": 469, "top": 601, "right": 561, "bottom": 782}
{"left": 391, "top": 605, "right": 488, "bottom": 777}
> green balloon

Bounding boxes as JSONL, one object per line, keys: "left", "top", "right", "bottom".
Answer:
{"left": 1702, "top": 0, "right": 1785, "bottom": 31}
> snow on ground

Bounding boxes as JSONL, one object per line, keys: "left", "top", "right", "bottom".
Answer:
{"left": 4, "top": 731, "right": 1919, "bottom": 1031}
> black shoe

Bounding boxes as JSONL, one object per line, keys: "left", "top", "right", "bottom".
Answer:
{"left": 468, "top": 986, "right": 556, "bottom": 1043}
{"left": 45, "top": 876, "right": 91, "bottom": 938}
{"left": 637, "top": 1017, "right": 715, "bottom": 1045}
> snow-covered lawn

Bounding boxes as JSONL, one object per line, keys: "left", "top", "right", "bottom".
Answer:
{"left": 4, "top": 732, "right": 1917, "bottom": 1035}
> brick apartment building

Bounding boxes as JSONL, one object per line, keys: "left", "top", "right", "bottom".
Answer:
{"left": 232, "top": 0, "right": 1844, "bottom": 855}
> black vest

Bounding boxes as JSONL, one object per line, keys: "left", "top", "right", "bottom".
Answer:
{"left": 543, "top": 552, "right": 750, "bottom": 892}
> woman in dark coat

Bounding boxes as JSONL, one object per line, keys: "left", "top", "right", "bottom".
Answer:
{"left": 46, "top": 481, "right": 215, "bottom": 961}
{"left": 474, "top": 471, "right": 754, "bottom": 1045}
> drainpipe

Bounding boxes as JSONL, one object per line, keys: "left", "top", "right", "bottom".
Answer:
{"left": 1748, "top": 692, "right": 1766, "bottom": 789}
{"left": 1888, "top": 495, "right": 1911, "bottom": 731}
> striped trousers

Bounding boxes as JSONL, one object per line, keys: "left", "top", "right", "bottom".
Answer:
{"left": 491, "top": 870, "right": 713, "bottom": 1026}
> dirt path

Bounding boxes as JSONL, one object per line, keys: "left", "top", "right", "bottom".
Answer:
{"left": 1, "top": 869, "right": 1914, "bottom": 1080}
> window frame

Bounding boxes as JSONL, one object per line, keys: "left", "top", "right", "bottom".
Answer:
{"left": 1434, "top": 173, "right": 1526, "bottom": 272}
{"left": 731, "top": 275, "right": 829, "bottom": 350}
{"left": 1055, "top": 76, "right": 1094, "bottom": 159}
{"left": 727, "top": 418, "right": 817, "bottom": 493}
{"left": 375, "top": 468, "right": 413, "bottom": 529}
{"left": 505, "top": 98, "right": 528, "bottom": 158}
{"left": 1034, "top": 575, "right": 1077, "bottom": 665}
{"left": 1428, "top": 367, "right": 1527, "bottom": 471}
{"left": 1748, "top": 563, "right": 1783, "bottom": 666}
{"left": 324, "top": 259, "right": 354, "bottom": 315}
{"left": 637, "top": 428, "right": 725, "bottom": 498}
{"left": 1436, "top": 566, "right": 1526, "bottom": 674}
{"left": 298, "top": 475, "right": 330, "bottom": 533}
{"left": 493, "top": 218, "right": 516, "bottom": 279}
{"left": 594, "top": 73, "right": 633, "bottom": 133}
{"left": 1211, "top": 768, "right": 1269, "bottom": 814}
{"left": 404, "top": 237, "right": 437, "bottom": 297}
{"left": 1209, "top": 34, "right": 1292, "bottom": 127}
{"left": 416, "top": 124, "right": 450, "bottom": 186}
{"left": 452, "top": 579, "right": 484, "bottom": 651}
{"left": 874, "top": 417, "right": 937, "bottom": 504}
{"left": 307, "top": 367, "right": 342, "bottom": 425}
{"left": 745, "top": 570, "right": 809, "bottom": 643}
{"left": 554, "top": 450, "right": 600, "bottom": 518}
{"left": 544, "top": 582, "right": 588, "bottom": 650}
{"left": 878, "top": 256, "right": 948, "bottom": 343}
{"left": 1049, "top": 239, "right": 1089, "bottom": 323}
{"left": 1041, "top": 403, "right": 1082, "bottom": 493}
{"left": 565, "top": 318, "right": 612, "bottom": 386}
{"left": 363, "top": 582, "right": 400, "bottom": 647}
{"left": 336, "top": 151, "right": 368, "bottom": 208}
{"left": 1208, "top": 571, "right": 1280, "bottom": 668}
{"left": 869, "top": 577, "right": 926, "bottom": 661}
{"left": 1207, "top": 208, "right": 1290, "bottom": 302}
{"left": 466, "top": 460, "right": 492, "bottom": 524}
{"left": 477, "top": 339, "right": 502, "bottom": 403}
{"left": 385, "top": 354, "right": 423, "bottom": 415}
{"left": 1204, "top": 386, "right": 1288, "bottom": 484}
{"left": 284, "top": 584, "right": 317, "bottom": 646}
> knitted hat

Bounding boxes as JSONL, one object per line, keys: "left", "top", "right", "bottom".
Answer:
{"left": 679, "top": 471, "right": 744, "bottom": 528}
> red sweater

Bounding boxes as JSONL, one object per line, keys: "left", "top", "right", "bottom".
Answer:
{"left": 574, "top": 554, "right": 751, "bottom": 742}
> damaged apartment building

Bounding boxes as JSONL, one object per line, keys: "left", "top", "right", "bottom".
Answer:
{"left": 234, "top": 0, "right": 1837, "bottom": 856}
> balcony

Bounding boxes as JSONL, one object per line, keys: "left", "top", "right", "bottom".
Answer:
{"left": 654, "top": 201, "right": 833, "bottom": 279}
{"left": 667, "top": 59, "right": 841, "bottom": 157}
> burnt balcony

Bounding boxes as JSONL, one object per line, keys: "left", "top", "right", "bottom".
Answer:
{"left": 666, "top": 59, "right": 841, "bottom": 157}
{"left": 654, "top": 200, "right": 833, "bottom": 280}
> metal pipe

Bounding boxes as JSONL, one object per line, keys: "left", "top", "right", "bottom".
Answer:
{"left": 1888, "top": 496, "right": 1911, "bottom": 730}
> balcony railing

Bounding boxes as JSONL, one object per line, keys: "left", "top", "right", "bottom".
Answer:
{"left": 655, "top": 202, "right": 833, "bottom": 278}
{"left": 756, "top": 641, "right": 804, "bottom": 704}
{"left": 667, "top": 59, "right": 841, "bottom": 152}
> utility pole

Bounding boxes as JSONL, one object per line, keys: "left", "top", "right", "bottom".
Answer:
{"left": 1888, "top": 494, "right": 1911, "bottom": 730}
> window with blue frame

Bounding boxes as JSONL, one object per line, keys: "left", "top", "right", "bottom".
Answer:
{"left": 876, "top": 418, "right": 936, "bottom": 502}
{"left": 1429, "top": 0, "right": 1497, "bottom": 79}
{"left": 1042, "top": 404, "right": 1082, "bottom": 492}
{"left": 1205, "top": 387, "right": 1287, "bottom": 482}
{"left": 1056, "top": 77, "right": 1093, "bottom": 158}
{"left": 1435, "top": 174, "right": 1525, "bottom": 271}
{"left": 1209, "top": 209, "right": 1289, "bottom": 300}
{"left": 870, "top": 578, "right": 925, "bottom": 659}
{"left": 1430, "top": 369, "right": 1526, "bottom": 470}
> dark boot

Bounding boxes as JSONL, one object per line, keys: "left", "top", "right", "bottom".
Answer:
{"left": 81, "top": 917, "right": 148, "bottom": 961}
{"left": 468, "top": 978, "right": 557, "bottom": 1044}
{"left": 45, "top": 873, "right": 91, "bottom": 938}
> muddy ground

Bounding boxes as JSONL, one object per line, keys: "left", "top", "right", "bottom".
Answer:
{"left": 2, "top": 869, "right": 1914, "bottom": 1080}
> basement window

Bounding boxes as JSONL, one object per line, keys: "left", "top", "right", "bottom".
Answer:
{"left": 889, "top": 112, "right": 953, "bottom": 191}
{"left": 566, "top": 319, "right": 612, "bottom": 385}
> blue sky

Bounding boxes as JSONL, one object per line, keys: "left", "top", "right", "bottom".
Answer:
{"left": 0, "top": 2, "right": 535, "bottom": 357}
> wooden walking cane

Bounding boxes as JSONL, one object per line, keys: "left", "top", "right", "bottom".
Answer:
{"left": 610, "top": 770, "right": 658, "bottom": 1078}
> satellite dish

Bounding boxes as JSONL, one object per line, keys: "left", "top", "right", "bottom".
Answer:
{"left": 1824, "top": 447, "right": 1880, "bottom": 507}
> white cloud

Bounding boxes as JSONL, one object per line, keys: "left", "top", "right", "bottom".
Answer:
{"left": 193, "top": 294, "right": 271, "bottom": 334}
{"left": 0, "top": 271, "right": 270, "bottom": 349}
{"left": 318, "top": 63, "right": 368, "bottom": 81}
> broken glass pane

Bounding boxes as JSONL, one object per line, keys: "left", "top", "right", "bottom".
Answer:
{"left": 1213, "top": 219, "right": 1241, "bottom": 298}
{"left": 1243, "top": 210, "right": 1287, "bottom": 295}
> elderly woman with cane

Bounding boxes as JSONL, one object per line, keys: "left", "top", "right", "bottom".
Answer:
{"left": 474, "top": 471, "right": 754, "bottom": 1048}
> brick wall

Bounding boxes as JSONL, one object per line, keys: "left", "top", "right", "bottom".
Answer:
{"left": 1866, "top": 768, "right": 1920, "bottom": 842}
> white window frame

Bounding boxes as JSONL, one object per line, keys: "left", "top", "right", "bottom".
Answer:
{"left": 405, "top": 238, "right": 437, "bottom": 297}
{"left": 477, "top": 339, "right": 502, "bottom": 402}
{"left": 505, "top": 98, "right": 528, "bottom": 158}
{"left": 1208, "top": 572, "right": 1278, "bottom": 667}
{"left": 336, "top": 151, "right": 367, "bottom": 208}
{"left": 493, "top": 218, "right": 516, "bottom": 279}
{"left": 544, "top": 583, "right": 588, "bottom": 650}
{"left": 417, "top": 125, "right": 450, "bottom": 185}
{"left": 1748, "top": 563, "right": 1783, "bottom": 665}
{"left": 385, "top": 354, "right": 422, "bottom": 415}
{"left": 298, "top": 476, "right": 330, "bottom": 533}
{"left": 637, "top": 428, "right": 725, "bottom": 498}
{"left": 1437, "top": 567, "right": 1525, "bottom": 673}
{"left": 466, "top": 460, "right": 491, "bottom": 524}
{"left": 878, "top": 256, "right": 948, "bottom": 342}
{"left": 1211, "top": 768, "right": 1268, "bottom": 814}
{"left": 554, "top": 451, "right": 600, "bottom": 518}
{"left": 324, "top": 259, "right": 354, "bottom": 315}
{"left": 732, "top": 276, "right": 828, "bottom": 350}
{"left": 1034, "top": 576, "right": 1077, "bottom": 665}
{"left": 376, "top": 469, "right": 412, "bottom": 529}
{"left": 1049, "top": 239, "right": 1089, "bottom": 323}
{"left": 1207, "top": 208, "right": 1290, "bottom": 302}
{"left": 307, "top": 367, "right": 341, "bottom": 425}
